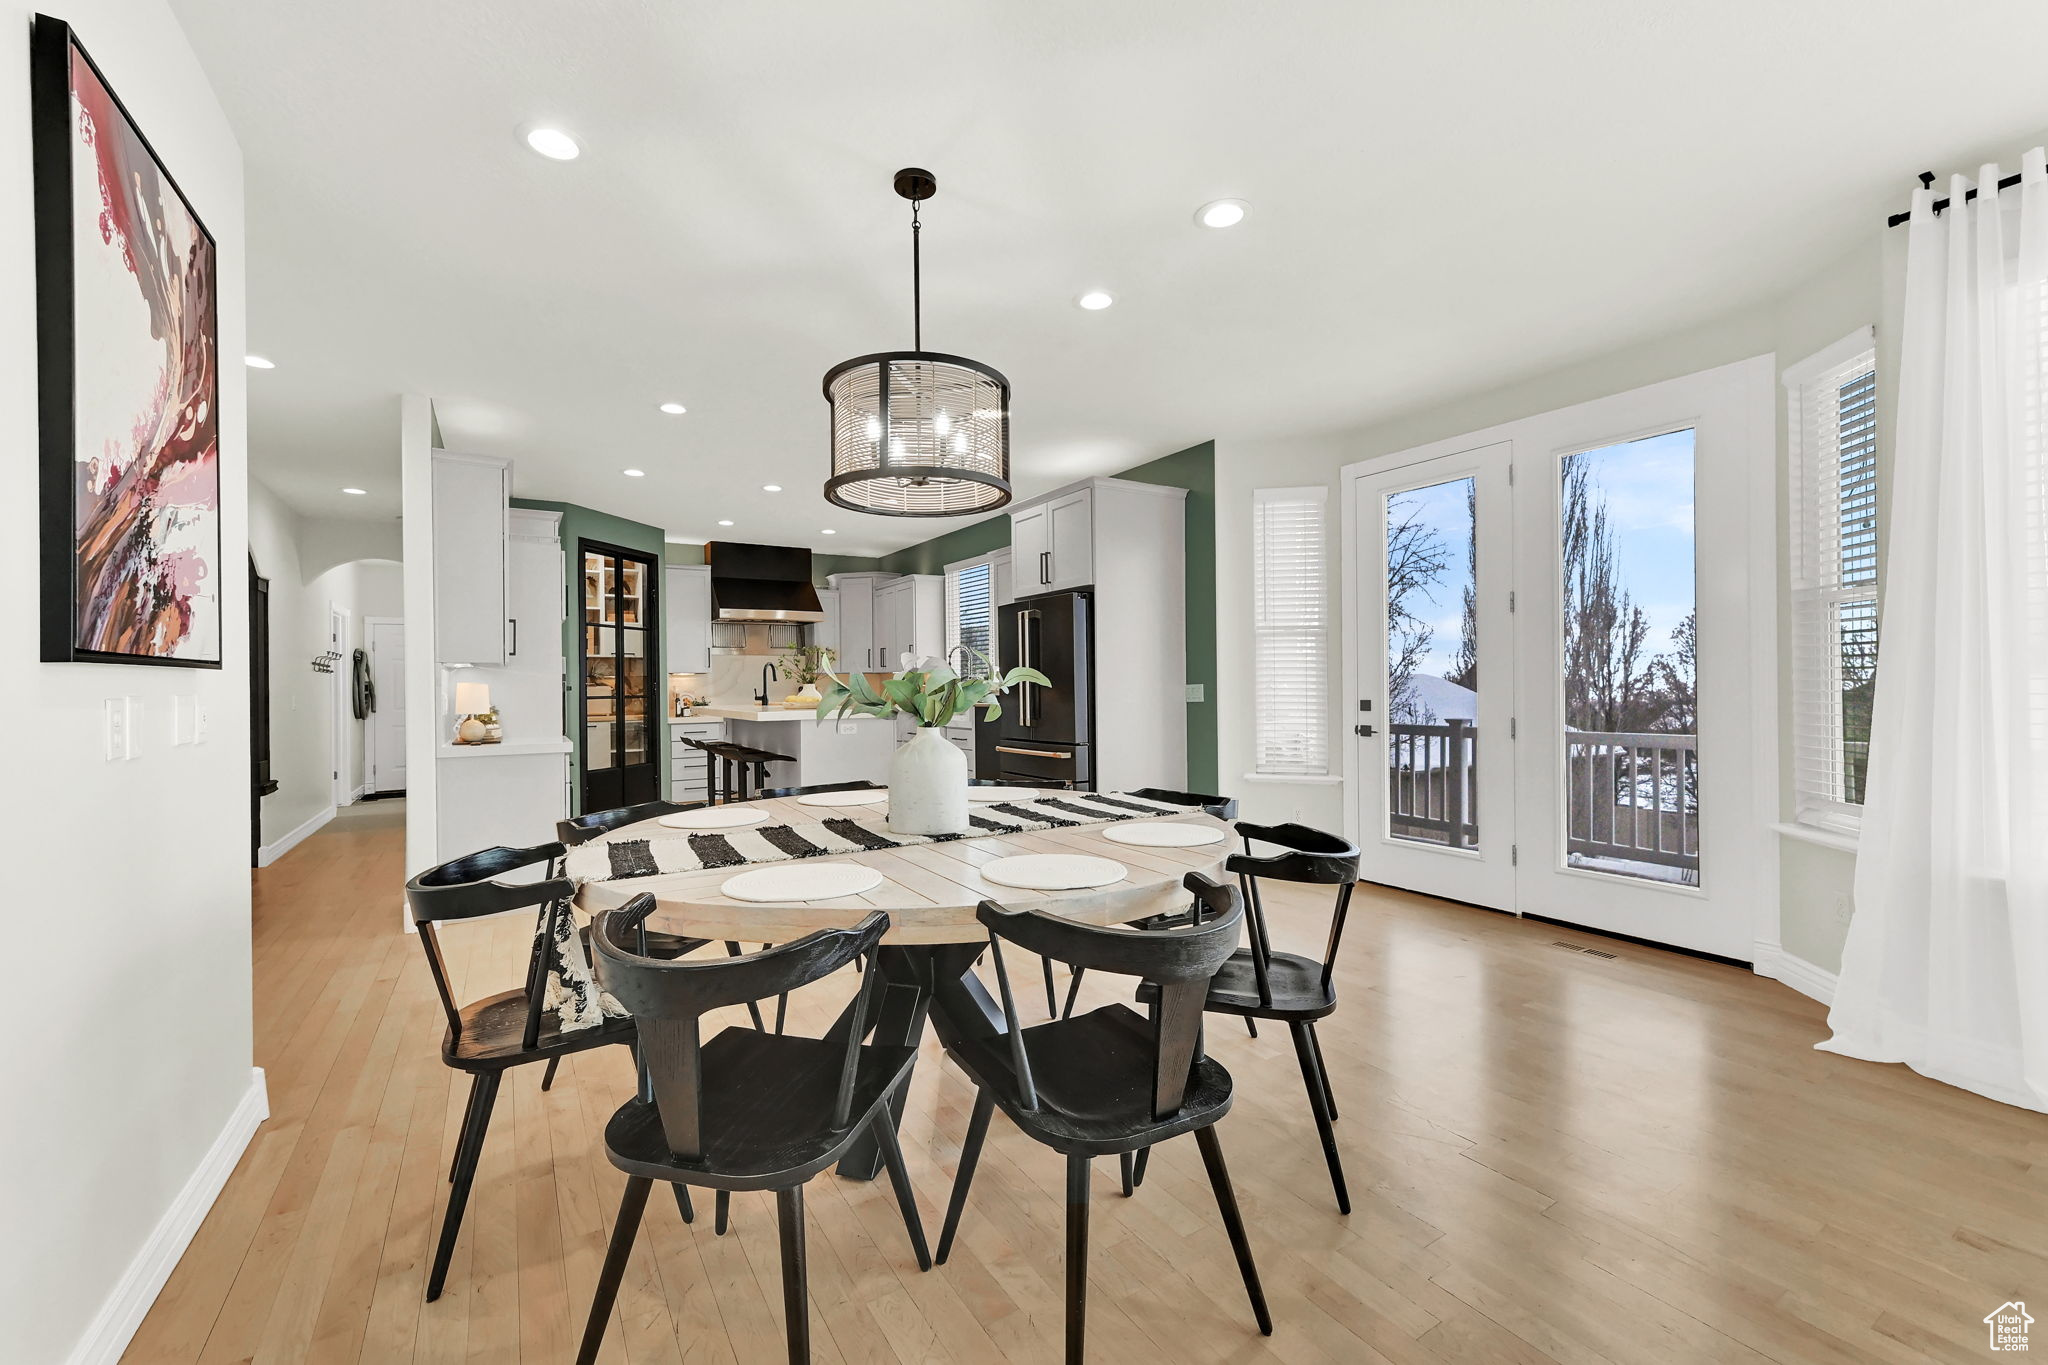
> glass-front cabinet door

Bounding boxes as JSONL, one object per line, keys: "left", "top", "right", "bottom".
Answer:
{"left": 580, "top": 541, "right": 660, "bottom": 812}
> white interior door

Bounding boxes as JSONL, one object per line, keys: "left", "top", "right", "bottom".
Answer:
{"left": 1348, "top": 357, "right": 1774, "bottom": 961}
{"left": 367, "top": 617, "right": 407, "bottom": 794}
{"left": 1350, "top": 443, "right": 1516, "bottom": 910}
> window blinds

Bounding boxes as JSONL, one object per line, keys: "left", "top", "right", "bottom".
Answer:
{"left": 1786, "top": 330, "right": 1879, "bottom": 830}
{"left": 1253, "top": 486, "right": 1330, "bottom": 775}
{"left": 948, "top": 560, "right": 995, "bottom": 676}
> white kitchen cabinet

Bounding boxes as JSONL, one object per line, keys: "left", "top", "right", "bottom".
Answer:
{"left": 813, "top": 587, "right": 840, "bottom": 661}
{"left": 432, "top": 452, "right": 510, "bottom": 665}
{"left": 1009, "top": 487, "right": 1093, "bottom": 593}
{"left": 873, "top": 574, "right": 944, "bottom": 668}
{"left": 664, "top": 564, "right": 713, "bottom": 675}
{"left": 826, "top": 572, "right": 888, "bottom": 671}
{"left": 668, "top": 718, "right": 725, "bottom": 802}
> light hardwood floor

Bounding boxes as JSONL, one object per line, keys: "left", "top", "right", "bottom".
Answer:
{"left": 125, "top": 802, "right": 2047, "bottom": 1364}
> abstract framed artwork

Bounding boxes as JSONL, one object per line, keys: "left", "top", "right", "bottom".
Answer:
{"left": 33, "top": 14, "right": 221, "bottom": 667}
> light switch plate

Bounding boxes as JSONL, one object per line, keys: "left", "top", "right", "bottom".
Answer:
{"left": 1184, "top": 683, "right": 1205, "bottom": 703}
{"left": 124, "top": 697, "right": 141, "bottom": 758}
{"left": 104, "top": 698, "right": 129, "bottom": 761}
{"left": 173, "top": 694, "right": 197, "bottom": 745}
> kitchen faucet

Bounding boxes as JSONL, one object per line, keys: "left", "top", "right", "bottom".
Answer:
{"left": 755, "top": 662, "right": 779, "bottom": 706}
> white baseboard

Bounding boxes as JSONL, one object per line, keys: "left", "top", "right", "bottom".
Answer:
{"left": 257, "top": 804, "right": 335, "bottom": 866}
{"left": 1753, "top": 942, "right": 1839, "bottom": 1005}
{"left": 65, "top": 1068, "right": 269, "bottom": 1365}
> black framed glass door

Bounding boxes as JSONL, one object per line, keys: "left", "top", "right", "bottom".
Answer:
{"left": 579, "top": 541, "right": 659, "bottom": 812}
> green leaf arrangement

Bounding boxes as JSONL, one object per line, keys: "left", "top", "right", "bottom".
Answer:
{"left": 814, "top": 647, "right": 1052, "bottom": 728}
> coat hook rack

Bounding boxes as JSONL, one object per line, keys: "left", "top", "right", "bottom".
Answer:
{"left": 311, "top": 649, "right": 342, "bottom": 674}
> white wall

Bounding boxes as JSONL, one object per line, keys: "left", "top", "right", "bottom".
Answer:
{"left": 0, "top": 4, "right": 259, "bottom": 1363}
{"left": 309, "top": 557, "right": 403, "bottom": 798}
{"left": 1216, "top": 239, "right": 1882, "bottom": 975}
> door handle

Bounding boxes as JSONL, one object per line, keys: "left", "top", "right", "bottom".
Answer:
{"left": 1354, "top": 724, "right": 1375, "bottom": 737}
{"left": 996, "top": 745, "right": 1073, "bottom": 759}
{"left": 508, "top": 618, "right": 517, "bottom": 656}
{"left": 1040, "top": 550, "right": 1050, "bottom": 585}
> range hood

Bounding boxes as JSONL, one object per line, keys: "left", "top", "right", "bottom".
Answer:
{"left": 706, "top": 541, "right": 826, "bottom": 622}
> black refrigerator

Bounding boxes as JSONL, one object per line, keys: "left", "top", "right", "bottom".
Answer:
{"left": 992, "top": 591, "right": 1094, "bottom": 789}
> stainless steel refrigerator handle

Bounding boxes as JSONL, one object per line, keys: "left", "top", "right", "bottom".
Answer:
{"left": 996, "top": 745, "right": 1073, "bottom": 759}
{"left": 1020, "top": 609, "right": 1042, "bottom": 727}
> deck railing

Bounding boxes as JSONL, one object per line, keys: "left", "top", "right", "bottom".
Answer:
{"left": 1564, "top": 730, "right": 1698, "bottom": 874}
{"left": 1387, "top": 719, "right": 1479, "bottom": 849}
{"left": 1387, "top": 724, "right": 1701, "bottom": 877}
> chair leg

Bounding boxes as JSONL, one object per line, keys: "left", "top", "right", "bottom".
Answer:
{"left": 935, "top": 1088, "right": 993, "bottom": 1265}
{"left": 540, "top": 1057, "right": 561, "bottom": 1092}
{"left": 873, "top": 1107, "right": 932, "bottom": 1271}
{"left": 1245, "top": 1016, "right": 1259, "bottom": 1038}
{"left": 1119, "top": 1151, "right": 1134, "bottom": 1198}
{"left": 1061, "top": 967, "right": 1086, "bottom": 1020}
{"left": 671, "top": 1181, "right": 695, "bottom": 1225}
{"left": 1065, "top": 1154, "right": 1092, "bottom": 1365}
{"left": 776, "top": 1185, "right": 810, "bottom": 1365}
{"left": 1307, "top": 1021, "right": 1337, "bottom": 1120}
{"left": 714, "top": 1190, "right": 731, "bottom": 1235}
{"left": 574, "top": 1176, "right": 650, "bottom": 1365}
{"left": 1041, "top": 956, "right": 1059, "bottom": 1016}
{"left": 1131, "top": 1146, "right": 1150, "bottom": 1189}
{"left": 428, "top": 1071, "right": 500, "bottom": 1301}
{"left": 1194, "top": 1125, "right": 1272, "bottom": 1335}
{"left": 1289, "top": 1020, "right": 1349, "bottom": 1213}
{"left": 726, "top": 941, "right": 769, "bottom": 1031}
{"left": 449, "top": 1074, "right": 485, "bottom": 1183}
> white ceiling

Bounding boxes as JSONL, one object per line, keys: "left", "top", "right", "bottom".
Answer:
{"left": 172, "top": 0, "right": 2048, "bottom": 556}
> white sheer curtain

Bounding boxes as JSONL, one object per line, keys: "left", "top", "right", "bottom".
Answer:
{"left": 1821, "top": 150, "right": 2048, "bottom": 1112}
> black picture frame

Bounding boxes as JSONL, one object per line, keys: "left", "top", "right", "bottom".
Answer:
{"left": 33, "top": 13, "right": 223, "bottom": 668}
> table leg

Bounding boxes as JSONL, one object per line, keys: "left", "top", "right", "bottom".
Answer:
{"left": 834, "top": 942, "right": 1001, "bottom": 1180}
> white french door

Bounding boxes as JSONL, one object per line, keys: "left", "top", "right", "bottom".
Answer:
{"left": 1347, "top": 357, "right": 1774, "bottom": 960}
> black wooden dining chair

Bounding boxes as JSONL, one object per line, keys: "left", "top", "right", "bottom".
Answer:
{"left": 1134, "top": 821, "right": 1361, "bottom": 1212}
{"left": 404, "top": 844, "right": 666, "bottom": 1304}
{"left": 754, "top": 779, "right": 885, "bottom": 799}
{"left": 932, "top": 874, "right": 1271, "bottom": 1364}
{"left": 575, "top": 897, "right": 930, "bottom": 1365}
{"left": 1057, "top": 787, "right": 1241, "bottom": 1021}
{"left": 558, "top": 797, "right": 772, "bottom": 1037}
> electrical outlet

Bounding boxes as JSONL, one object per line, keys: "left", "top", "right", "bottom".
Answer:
{"left": 193, "top": 699, "right": 208, "bottom": 744}
{"left": 838, "top": 722, "right": 857, "bottom": 736}
{"left": 1833, "top": 894, "right": 1853, "bottom": 926}
{"left": 1184, "top": 683, "right": 1205, "bottom": 703}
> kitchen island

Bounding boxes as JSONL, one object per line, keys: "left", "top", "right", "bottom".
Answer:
{"left": 670, "top": 706, "right": 898, "bottom": 793}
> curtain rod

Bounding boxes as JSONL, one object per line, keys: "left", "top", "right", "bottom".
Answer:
{"left": 1887, "top": 169, "right": 2028, "bottom": 228}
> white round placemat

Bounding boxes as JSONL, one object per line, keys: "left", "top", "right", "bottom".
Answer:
{"left": 979, "top": 854, "right": 1128, "bottom": 892}
{"left": 658, "top": 806, "right": 769, "bottom": 830}
{"left": 966, "top": 786, "right": 1041, "bottom": 802}
{"left": 1102, "top": 821, "right": 1226, "bottom": 848}
{"left": 794, "top": 788, "right": 889, "bottom": 807}
{"left": 721, "top": 862, "right": 884, "bottom": 903}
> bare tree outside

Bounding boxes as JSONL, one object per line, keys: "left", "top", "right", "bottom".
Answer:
{"left": 1386, "top": 500, "right": 1450, "bottom": 723}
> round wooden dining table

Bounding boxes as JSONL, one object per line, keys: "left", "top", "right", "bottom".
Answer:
{"left": 572, "top": 791, "right": 1236, "bottom": 1180}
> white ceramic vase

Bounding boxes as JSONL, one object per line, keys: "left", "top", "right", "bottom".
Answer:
{"left": 888, "top": 724, "right": 968, "bottom": 835}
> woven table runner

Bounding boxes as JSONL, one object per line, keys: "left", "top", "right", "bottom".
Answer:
{"left": 567, "top": 790, "right": 1191, "bottom": 884}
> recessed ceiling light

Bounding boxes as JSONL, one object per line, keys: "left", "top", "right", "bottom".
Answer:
{"left": 244, "top": 354, "right": 275, "bottom": 369}
{"left": 340, "top": 487, "right": 367, "bottom": 495}
{"left": 525, "top": 127, "right": 580, "bottom": 161}
{"left": 622, "top": 468, "right": 645, "bottom": 477}
{"left": 1077, "top": 291, "right": 1114, "bottom": 311}
{"left": 762, "top": 484, "right": 782, "bottom": 493}
{"left": 659, "top": 402, "right": 687, "bottom": 415}
{"left": 1196, "top": 198, "right": 1248, "bottom": 228}
{"left": 717, "top": 519, "right": 734, "bottom": 527}
{"left": 821, "top": 528, "right": 836, "bottom": 535}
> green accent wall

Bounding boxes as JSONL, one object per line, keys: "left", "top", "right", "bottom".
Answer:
{"left": 826, "top": 441, "right": 1219, "bottom": 790}
{"left": 873, "top": 519, "right": 1013, "bottom": 577}
{"left": 513, "top": 498, "right": 671, "bottom": 813}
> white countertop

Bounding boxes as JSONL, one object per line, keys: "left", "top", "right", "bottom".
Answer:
{"left": 672, "top": 706, "right": 891, "bottom": 724}
{"left": 438, "top": 737, "right": 572, "bottom": 758}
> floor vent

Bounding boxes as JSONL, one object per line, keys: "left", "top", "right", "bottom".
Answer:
{"left": 1550, "top": 940, "right": 1617, "bottom": 959}
{"left": 1581, "top": 948, "right": 1618, "bottom": 960}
